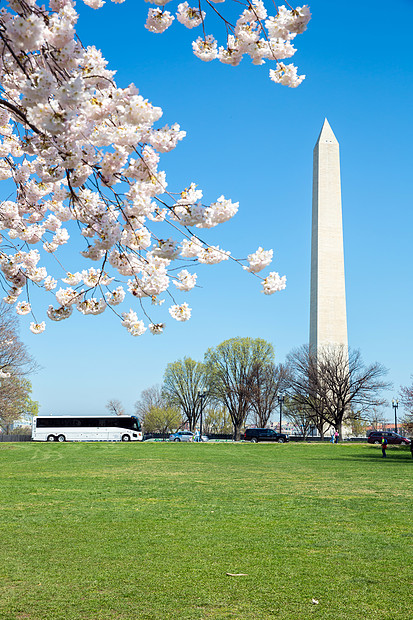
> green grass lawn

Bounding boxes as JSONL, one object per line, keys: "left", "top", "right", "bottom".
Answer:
{"left": 0, "top": 442, "right": 412, "bottom": 620}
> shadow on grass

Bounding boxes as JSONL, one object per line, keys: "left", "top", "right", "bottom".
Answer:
{"left": 334, "top": 450, "right": 413, "bottom": 463}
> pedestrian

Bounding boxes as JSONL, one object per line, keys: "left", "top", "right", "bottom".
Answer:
{"left": 330, "top": 433, "right": 335, "bottom": 443}
{"left": 381, "top": 436, "right": 388, "bottom": 458}
{"left": 193, "top": 428, "right": 201, "bottom": 443}
{"left": 334, "top": 431, "right": 339, "bottom": 444}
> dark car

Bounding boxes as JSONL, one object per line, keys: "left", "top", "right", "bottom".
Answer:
{"left": 242, "top": 428, "right": 289, "bottom": 443}
{"left": 367, "top": 431, "right": 410, "bottom": 445}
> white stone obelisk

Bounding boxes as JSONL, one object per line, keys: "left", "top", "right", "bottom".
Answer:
{"left": 310, "top": 119, "right": 348, "bottom": 351}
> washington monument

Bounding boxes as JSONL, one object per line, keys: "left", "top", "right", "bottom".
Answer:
{"left": 310, "top": 119, "right": 348, "bottom": 350}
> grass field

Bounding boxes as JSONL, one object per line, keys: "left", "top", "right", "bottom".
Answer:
{"left": 0, "top": 441, "right": 412, "bottom": 620}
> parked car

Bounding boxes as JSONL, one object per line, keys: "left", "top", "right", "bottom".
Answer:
{"left": 168, "top": 430, "right": 208, "bottom": 442}
{"left": 241, "top": 428, "right": 289, "bottom": 443}
{"left": 367, "top": 431, "right": 410, "bottom": 445}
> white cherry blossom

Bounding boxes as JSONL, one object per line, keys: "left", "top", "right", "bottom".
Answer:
{"left": 149, "top": 323, "right": 165, "bottom": 335}
{"left": 105, "top": 286, "right": 126, "bottom": 305}
{"left": 244, "top": 247, "right": 273, "bottom": 273}
{"left": 262, "top": 272, "right": 287, "bottom": 294}
{"left": 47, "top": 305, "right": 73, "bottom": 321}
{"left": 62, "top": 273, "right": 83, "bottom": 286}
{"left": 180, "top": 236, "right": 204, "bottom": 258}
{"left": 145, "top": 8, "right": 175, "bottom": 34}
{"left": 192, "top": 36, "right": 218, "bottom": 62}
{"left": 44, "top": 276, "right": 57, "bottom": 291}
{"left": 77, "top": 298, "right": 106, "bottom": 315}
{"left": 269, "top": 62, "right": 305, "bottom": 87}
{"left": 16, "top": 301, "right": 31, "bottom": 315}
{"left": 176, "top": 2, "right": 205, "bottom": 29}
{"left": 121, "top": 310, "right": 147, "bottom": 336}
{"left": 198, "top": 246, "right": 230, "bottom": 264}
{"left": 169, "top": 302, "right": 191, "bottom": 321}
{"left": 174, "top": 270, "right": 197, "bottom": 291}
{"left": 30, "top": 322, "right": 46, "bottom": 334}
{"left": 56, "top": 288, "right": 82, "bottom": 307}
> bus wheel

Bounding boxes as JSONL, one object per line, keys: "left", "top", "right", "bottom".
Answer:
{"left": 57, "top": 434, "right": 66, "bottom": 442}
{"left": 121, "top": 434, "right": 131, "bottom": 442}
{"left": 47, "top": 435, "right": 56, "bottom": 442}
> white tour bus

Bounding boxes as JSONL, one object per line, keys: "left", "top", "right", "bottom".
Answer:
{"left": 32, "top": 415, "right": 143, "bottom": 442}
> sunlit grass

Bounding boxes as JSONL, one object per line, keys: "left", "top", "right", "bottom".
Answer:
{"left": 0, "top": 442, "right": 412, "bottom": 619}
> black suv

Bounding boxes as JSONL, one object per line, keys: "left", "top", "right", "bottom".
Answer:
{"left": 242, "top": 428, "right": 289, "bottom": 443}
{"left": 367, "top": 431, "right": 410, "bottom": 445}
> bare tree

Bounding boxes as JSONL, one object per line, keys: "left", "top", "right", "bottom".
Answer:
{"left": 363, "top": 409, "right": 387, "bottom": 431}
{"left": 249, "top": 362, "right": 288, "bottom": 428}
{"left": 204, "top": 337, "right": 274, "bottom": 440}
{"left": 134, "top": 385, "right": 165, "bottom": 424}
{"left": 346, "top": 405, "right": 389, "bottom": 434}
{"left": 400, "top": 376, "right": 413, "bottom": 412}
{"left": 283, "top": 397, "right": 315, "bottom": 439}
{"left": 400, "top": 376, "right": 413, "bottom": 433}
{"left": 134, "top": 385, "right": 182, "bottom": 434}
{"left": 286, "top": 344, "right": 391, "bottom": 439}
{"left": 163, "top": 358, "right": 208, "bottom": 431}
{"left": 348, "top": 411, "right": 369, "bottom": 437}
{"left": 285, "top": 345, "right": 330, "bottom": 438}
{"left": 317, "top": 346, "right": 391, "bottom": 437}
{"left": 106, "top": 399, "right": 125, "bottom": 416}
{"left": 0, "top": 304, "right": 39, "bottom": 378}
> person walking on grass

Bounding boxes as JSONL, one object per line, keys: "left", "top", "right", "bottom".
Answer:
{"left": 334, "top": 431, "right": 339, "bottom": 444}
{"left": 381, "top": 436, "right": 388, "bottom": 458}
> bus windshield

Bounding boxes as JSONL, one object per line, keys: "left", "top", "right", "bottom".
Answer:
{"left": 131, "top": 416, "right": 141, "bottom": 431}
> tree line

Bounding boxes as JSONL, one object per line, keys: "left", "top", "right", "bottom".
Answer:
{"left": 1, "top": 310, "right": 412, "bottom": 440}
{"left": 116, "top": 337, "right": 412, "bottom": 440}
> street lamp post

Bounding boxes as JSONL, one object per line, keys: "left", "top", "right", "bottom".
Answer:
{"left": 392, "top": 399, "right": 399, "bottom": 434}
{"left": 197, "top": 390, "right": 207, "bottom": 438}
{"left": 277, "top": 394, "right": 285, "bottom": 434}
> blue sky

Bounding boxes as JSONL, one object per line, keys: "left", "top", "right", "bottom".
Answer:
{"left": 21, "top": 0, "right": 413, "bottom": 421}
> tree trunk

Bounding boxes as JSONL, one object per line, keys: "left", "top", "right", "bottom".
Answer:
{"left": 233, "top": 424, "right": 241, "bottom": 441}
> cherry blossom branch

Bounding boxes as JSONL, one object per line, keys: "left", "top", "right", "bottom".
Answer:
{"left": 0, "top": 0, "right": 291, "bottom": 336}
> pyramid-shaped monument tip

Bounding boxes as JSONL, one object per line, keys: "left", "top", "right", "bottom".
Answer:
{"left": 315, "top": 118, "right": 338, "bottom": 146}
